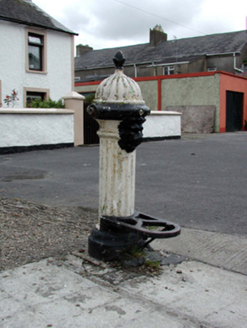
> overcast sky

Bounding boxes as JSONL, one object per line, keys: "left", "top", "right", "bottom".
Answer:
{"left": 34, "top": 0, "right": 247, "bottom": 50}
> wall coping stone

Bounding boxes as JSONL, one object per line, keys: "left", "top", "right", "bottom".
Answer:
{"left": 62, "top": 91, "right": 85, "bottom": 100}
{"left": 150, "top": 110, "right": 182, "bottom": 116}
{"left": 0, "top": 108, "right": 74, "bottom": 114}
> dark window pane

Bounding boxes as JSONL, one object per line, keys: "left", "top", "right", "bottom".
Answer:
{"left": 26, "top": 92, "right": 45, "bottom": 105}
{"left": 28, "top": 45, "right": 41, "bottom": 70}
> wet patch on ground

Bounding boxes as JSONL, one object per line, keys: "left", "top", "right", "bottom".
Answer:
{"left": 0, "top": 167, "right": 47, "bottom": 182}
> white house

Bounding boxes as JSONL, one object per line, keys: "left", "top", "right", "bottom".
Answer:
{"left": 0, "top": 0, "right": 77, "bottom": 107}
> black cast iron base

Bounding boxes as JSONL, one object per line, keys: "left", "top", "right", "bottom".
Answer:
{"left": 88, "top": 212, "right": 181, "bottom": 261}
{"left": 88, "top": 227, "right": 144, "bottom": 261}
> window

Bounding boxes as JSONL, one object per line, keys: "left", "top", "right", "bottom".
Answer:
{"left": 242, "top": 63, "right": 247, "bottom": 71}
{"left": 207, "top": 67, "right": 217, "bottom": 72}
{"left": 163, "top": 66, "right": 174, "bottom": 75}
{"left": 28, "top": 34, "right": 43, "bottom": 70}
{"left": 24, "top": 88, "right": 49, "bottom": 107}
{"left": 26, "top": 91, "right": 45, "bottom": 105}
{"left": 26, "top": 29, "right": 47, "bottom": 73}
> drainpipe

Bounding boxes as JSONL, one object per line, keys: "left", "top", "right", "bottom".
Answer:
{"left": 233, "top": 53, "right": 243, "bottom": 73}
{"left": 151, "top": 62, "right": 156, "bottom": 76}
{"left": 134, "top": 64, "right": 137, "bottom": 77}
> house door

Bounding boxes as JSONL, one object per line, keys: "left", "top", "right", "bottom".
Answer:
{"left": 226, "top": 91, "right": 243, "bottom": 132}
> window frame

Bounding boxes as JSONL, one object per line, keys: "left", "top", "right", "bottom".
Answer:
{"left": 24, "top": 87, "right": 50, "bottom": 107}
{"left": 207, "top": 67, "right": 217, "bottom": 72}
{"left": 28, "top": 33, "right": 43, "bottom": 71}
{"left": 163, "top": 66, "right": 174, "bottom": 75}
{"left": 26, "top": 28, "right": 47, "bottom": 74}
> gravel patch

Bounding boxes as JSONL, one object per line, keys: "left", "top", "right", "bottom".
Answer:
{"left": 0, "top": 197, "right": 97, "bottom": 271}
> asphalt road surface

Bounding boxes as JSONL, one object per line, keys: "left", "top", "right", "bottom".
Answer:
{"left": 0, "top": 132, "right": 247, "bottom": 236}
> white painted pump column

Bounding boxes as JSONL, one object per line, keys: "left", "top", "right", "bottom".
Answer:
{"left": 97, "top": 119, "right": 136, "bottom": 220}
{"left": 87, "top": 51, "right": 156, "bottom": 260}
{"left": 87, "top": 51, "right": 180, "bottom": 261}
{"left": 87, "top": 53, "right": 150, "bottom": 226}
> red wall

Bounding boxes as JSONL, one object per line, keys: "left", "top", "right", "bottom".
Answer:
{"left": 75, "top": 72, "right": 217, "bottom": 112}
{"left": 75, "top": 72, "right": 247, "bottom": 133}
{"left": 219, "top": 73, "right": 247, "bottom": 132}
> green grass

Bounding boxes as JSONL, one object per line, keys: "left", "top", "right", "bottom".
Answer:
{"left": 125, "top": 245, "right": 145, "bottom": 259}
{"left": 144, "top": 259, "right": 160, "bottom": 269}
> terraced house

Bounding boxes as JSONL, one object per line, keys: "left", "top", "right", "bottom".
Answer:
{"left": 74, "top": 26, "right": 247, "bottom": 82}
{"left": 75, "top": 26, "right": 247, "bottom": 133}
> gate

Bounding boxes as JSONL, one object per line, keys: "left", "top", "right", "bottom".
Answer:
{"left": 226, "top": 91, "right": 243, "bottom": 132}
{"left": 83, "top": 102, "right": 99, "bottom": 144}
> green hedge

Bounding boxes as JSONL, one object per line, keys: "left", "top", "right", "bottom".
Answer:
{"left": 27, "top": 98, "right": 64, "bottom": 108}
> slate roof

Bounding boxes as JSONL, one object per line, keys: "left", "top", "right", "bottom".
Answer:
{"left": 75, "top": 30, "right": 247, "bottom": 70}
{"left": 0, "top": 0, "right": 77, "bottom": 35}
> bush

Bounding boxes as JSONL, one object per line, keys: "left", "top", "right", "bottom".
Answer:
{"left": 27, "top": 98, "right": 64, "bottom": 108}
{"left": 84, "top": 93, "right": 95, "bottom": 104}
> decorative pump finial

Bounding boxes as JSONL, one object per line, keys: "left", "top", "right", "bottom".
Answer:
{"left": 113, "top": 51, "right": 125, "bottom": 69}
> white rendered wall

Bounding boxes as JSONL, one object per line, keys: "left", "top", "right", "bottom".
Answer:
{"left": 0, "top": 109, "right": 74, "bottom": 147}
{"left": 0, "top": 20, "right": 73, "bottom": 107}
{"left": 143, "top": 111, "right": 181, "bottom": 138}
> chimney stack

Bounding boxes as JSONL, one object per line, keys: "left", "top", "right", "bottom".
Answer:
{"left": 76, "top": 44, "right": 93, "bottom": 57}
{"left": 149, "top": 25, "right": 167, "bottom": 47}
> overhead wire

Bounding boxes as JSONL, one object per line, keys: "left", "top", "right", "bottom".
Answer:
{"left": 114, "top": 0, "right": 206, "bottom": 35}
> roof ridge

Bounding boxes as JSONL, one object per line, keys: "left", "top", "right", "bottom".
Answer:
{"left": 75, "top": 29, "right": 247, "bottom": 72}
{"left": 0, "top": 0, "right": 78, "bottom": 35}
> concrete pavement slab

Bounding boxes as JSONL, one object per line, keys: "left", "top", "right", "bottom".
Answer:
{"left": 1, "top": 255, "right": 247, "bottom": 328}
{"left": 152, "top": 228, "right": 247, "bottom": 275}
{"left": 1, "top": 258, "right": 196, "bottom": 328}
{"left": 121, "top": 260, "right": 247, "bottom": 328}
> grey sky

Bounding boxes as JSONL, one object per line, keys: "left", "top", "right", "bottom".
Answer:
{"left": 34, "top": 0, "right": 247, "bottom": 50}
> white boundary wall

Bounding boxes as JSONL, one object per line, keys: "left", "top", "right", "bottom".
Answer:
{"left": 0, "top": 109, "right": 74, "bottom": 148}
{"left": 143, "top": 111, "right": 181, "bottom": 139}
{"left": 0, "top": 109, "right": 181, "bottom": 149}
